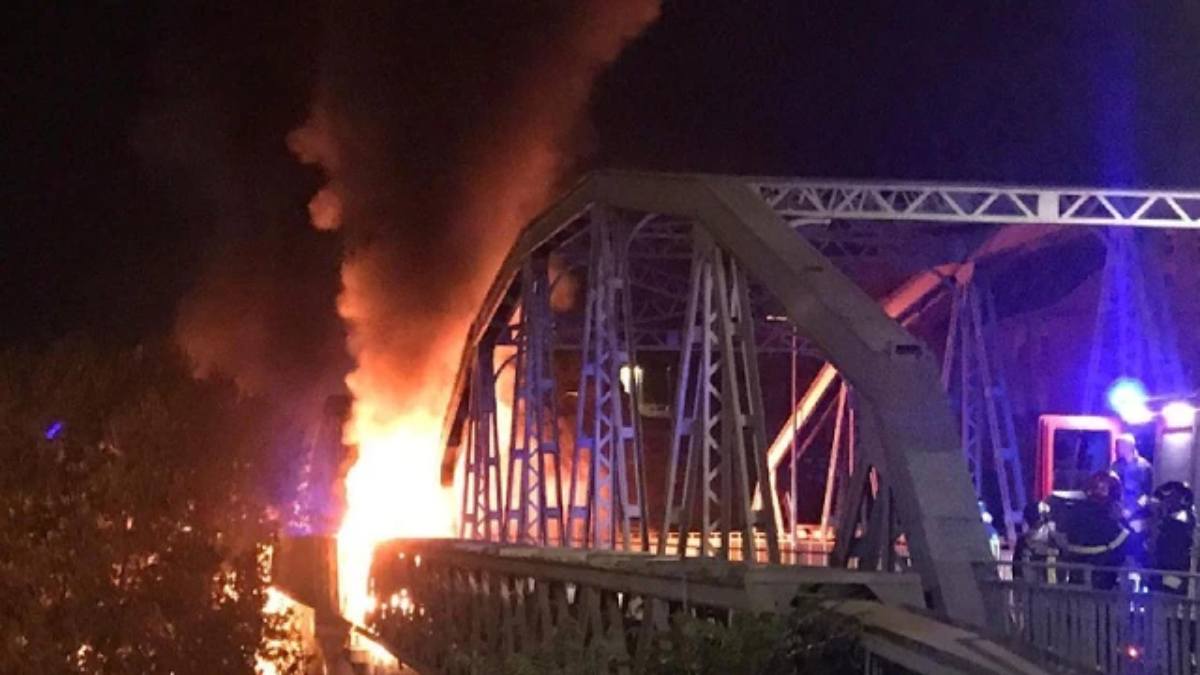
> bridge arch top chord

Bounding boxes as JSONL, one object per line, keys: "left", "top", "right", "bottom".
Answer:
{"left": 440, "top": 170, "right": 1015, "bottom": 625}
{"left": 442, "top": 172, "right": 1200, "bottom": 463}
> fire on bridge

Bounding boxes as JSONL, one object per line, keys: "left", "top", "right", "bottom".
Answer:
{"left": 270, "top": 171, "right": 1200, "bottom": 674}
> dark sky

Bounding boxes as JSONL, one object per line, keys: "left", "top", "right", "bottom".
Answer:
{"left": 3, "top": 1, "right": 1200, "bottom": 345}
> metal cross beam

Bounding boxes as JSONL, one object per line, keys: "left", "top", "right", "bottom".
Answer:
{"left": 752, "top": 178, "right": 1200, "bottom": 228}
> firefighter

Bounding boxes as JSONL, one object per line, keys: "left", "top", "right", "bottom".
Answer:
{"left": 1060, "top": 471, "right": 1129, "bottom": 590}
{"left": 1013, "top": 501, "right": 1057, "bottom": 582}
{"left": 979, "top": 500, "right": 1001, "bottom": 559}
{"left": 1111, "top": 433, "right": 1153, "bottom": 518}
{"left": 1148, "top": 481, "right": 1196, "bottom": 595}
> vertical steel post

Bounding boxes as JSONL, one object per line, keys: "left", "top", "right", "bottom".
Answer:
{"left": 819, "top": 382, "right": 848, "bottom": 532}
{"left": 566, "top": 209, "right": 649, "bottom": 550}
{"left": 659, "top": 232, "right": 779, "bottom": 562}
{"left": 658, "top": 236, "right": 704, "bottom": 557}
{"left": 728, "top": 259, "right": 781, "bottom": 563}
{"left": 503, "top": 258, "right": 565, "bottom": 546}
{"left": 788, "top": 327, "right": 799, "bottom": 539}
{"left": 942, "top": 279, "right": 1027, "bottom": 542}
{"left": 460, "top": 341, "right": 503, "bottom": 542}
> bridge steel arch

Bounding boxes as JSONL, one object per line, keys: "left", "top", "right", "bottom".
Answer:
{"left": 441, "top": 171, "right": 991, "bottom": 625}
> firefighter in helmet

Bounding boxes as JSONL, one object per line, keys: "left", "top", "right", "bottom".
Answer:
{"left": 1059, "top": 471, "right": 1129, "bottom": 590}
{"left": 1148, "top": 481, "right": 1196, "bottom": 595}
{"left": 1013, "top": 500, "right": 1057, "bottom": 582}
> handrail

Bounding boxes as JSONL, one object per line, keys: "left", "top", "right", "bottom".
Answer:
{"left": 978, "top": 558, "right": 1200, "bottom": 597}
{"left": 975, "top": 559, "right": 1200, "bottom": 674}
{"left": 367, "top": 539, "right": 1058, "bottom": 674}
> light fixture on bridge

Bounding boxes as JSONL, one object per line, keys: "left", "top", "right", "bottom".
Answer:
{"left": 619, "top": 364, "right": 644, "bottom": 394}
{"left": 1161, "top": 400, "right": 1196, "bottom": 431}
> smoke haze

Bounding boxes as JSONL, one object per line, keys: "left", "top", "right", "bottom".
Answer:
{"left": 133, "top": 5, "right": 348, "bottom": 423}
{"left": 289, "top": 0, "right": 661, "bottom": 428}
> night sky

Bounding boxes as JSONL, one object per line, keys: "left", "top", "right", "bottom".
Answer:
{"left": 4, "top": 2, "right": 1200, "bottom": 346}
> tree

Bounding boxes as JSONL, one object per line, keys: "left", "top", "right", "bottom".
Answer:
{"left": 0, "top": 337, "right": 295, "bottom": 673}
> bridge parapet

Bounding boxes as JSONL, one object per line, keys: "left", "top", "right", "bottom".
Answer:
{"left": 978, "top": 560, "right": 1200, "bottom": 674}
{"left": 365, "top": 539, "right": 1055, "bottom": 674}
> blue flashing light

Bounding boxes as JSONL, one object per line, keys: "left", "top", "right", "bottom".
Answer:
{"left": 1107, "top": 378, "right": 1153, "bottom": 425}
{"left": 44, "top": 420, "right": 64, "bottom": 440}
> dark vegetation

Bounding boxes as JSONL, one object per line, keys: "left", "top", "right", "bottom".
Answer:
{"left": 0, "top": 338, "right": 294, "bottom": 673}
{"left": 461, "top": 597, "right": 863, "bottom": 675}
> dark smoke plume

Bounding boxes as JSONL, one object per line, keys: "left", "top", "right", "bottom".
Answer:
{"left": 289, "top": 1, "right": 661, "bottom": 427}
{"left": 134, "top": 6, "right": 348, "bottom": 519}
{"left": 136, "top": 6, "right": 350, "bottom": 422}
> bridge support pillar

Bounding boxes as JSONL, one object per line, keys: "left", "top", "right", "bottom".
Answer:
{"left": 565, "top": 208, "right": 650, "bottom": 550}
{"left": 659, "top": 230, "right": 780, "bottom": 563}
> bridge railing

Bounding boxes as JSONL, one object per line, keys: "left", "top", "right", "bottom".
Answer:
{"left": 976, "top": 560, "right": 1200, "bottom": 675}
{"left": 364, "top": 539, "right": 1049, "bottom": 675}
{"left": 648, "top": 530, "right": 837, "bottom": 566}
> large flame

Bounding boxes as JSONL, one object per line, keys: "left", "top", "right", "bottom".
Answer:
{"left": 329, "top": 247, "right": 469, "bottom": 625}
{"left": 337, "top": 406, "right": 451, "bottom": 624}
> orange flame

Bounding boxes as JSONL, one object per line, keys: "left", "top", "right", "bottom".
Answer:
{"left": 336, "top": 406, "right": 451, "bottom": 623}
{"left": 331, "top": 255, "right": 468, "bottom": 624}
{"left": 288, "top": 0, "right": 662, "bottom": 626}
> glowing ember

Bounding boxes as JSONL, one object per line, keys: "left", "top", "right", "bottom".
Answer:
{"left": 256, "top": 587, "right": 314, "bottom": 675}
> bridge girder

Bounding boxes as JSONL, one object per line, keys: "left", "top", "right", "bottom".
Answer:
{"left": 442, "top": 171, "right": 998, "bottom": 625}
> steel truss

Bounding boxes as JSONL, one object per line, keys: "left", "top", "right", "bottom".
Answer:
{"left": 762, "top": 274, "right": 952, "bottom": 536}
{"left": 942, "top": 278, "right": 1027, "bottom": 542}
{"left": 502, "top": 258, "right": 566, "bottom": 546}
{"left": 820, "top": 381, "right": 854, "bottom": 532}
{"left": 565, "top": 210, "right": 650, "bottom": 550}
{"left": 459, "top": 341, "right": 504, "bottom": 542}
{"left": 447, "top": 172, "right": 1200, "bottom": 622}
{"left": 752, "top": 179, "right": 1200, "bottom": 227}
{"left": 658, "top": 233, "right": 780, "bottom": 563}
{"left": 830, "top": 396, "right": 903, "bottom": 572}
{"left": 1082, "top": 228, "right": 1186, "bottom": 411}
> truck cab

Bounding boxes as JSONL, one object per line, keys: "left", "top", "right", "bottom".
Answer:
{"left": 1035, "top": 409, "right": 1199, "bottom": 502}
{"left": 1036, "top": 414, "right": 1121, "bottom": 500}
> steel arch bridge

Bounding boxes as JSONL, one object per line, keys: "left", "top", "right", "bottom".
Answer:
{"left": 350, "top": 172, "right": 1200, "bottom": 673}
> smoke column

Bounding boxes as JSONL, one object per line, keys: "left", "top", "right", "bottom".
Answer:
{"left": 134, "top": 6, "right": 349, "bottom": 523}
{"left": 287, "top": 2, "right": 660, "bottom": 620}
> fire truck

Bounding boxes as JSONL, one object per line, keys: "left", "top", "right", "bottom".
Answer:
{"left": 1034, "top": 383, "right": 1199, "bottom": 501}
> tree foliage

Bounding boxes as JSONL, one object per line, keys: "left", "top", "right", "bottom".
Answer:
{"left": 0, "top": 338, "right": 291, "bottom": 674}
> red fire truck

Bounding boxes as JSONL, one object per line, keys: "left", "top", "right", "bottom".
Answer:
{"left": 1034, "top": 403, "right": 1198, "bottom": 502}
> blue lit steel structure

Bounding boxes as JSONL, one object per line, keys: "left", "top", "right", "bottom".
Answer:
{"left": 942, "top": 276, "right": 1027, "bottom": 542}
{"left": 1082, "top": 228, "right": 1186, "bottom": 414}
{"left": 439, "top": 172, "right": 1200, "bottom": 636}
